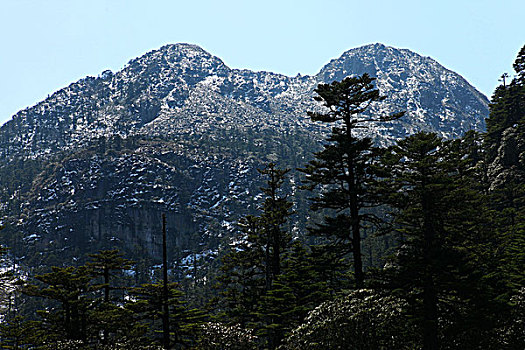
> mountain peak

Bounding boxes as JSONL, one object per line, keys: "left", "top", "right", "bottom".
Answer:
{"left": 0, "top": 43, "right": 488, "bottom": 161}
{"left": 359, "top": 42, "right": 388, "bottom": 49}
{"left": 124, "top": 42, "right": 228, "bottom": 73}
{"left": 340, "top": 43, "right": 395, "bottom": 56}
{"left": 158, "top": 43, "right": 212, "bottom": 56}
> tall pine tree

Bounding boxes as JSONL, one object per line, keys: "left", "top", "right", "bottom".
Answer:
{"left": 257, "top": 163, "right": 293, "bottom": 290}
{"left": 377, "top": 132, "right": 499, "bottom": 349}
{"left": 217, "top": 163, "right": 294, "bottom": 349}
{"left": 86, "top": 249, "right": 133, "bottom": 345}
{"left": 300, "top": 74, "right": 403, "bottom": 288}
{"left": 216, "top": 215, "right": 266, "bottom": 327}
{"left": 22, "top": 266, "right": 93, "bottom": 343}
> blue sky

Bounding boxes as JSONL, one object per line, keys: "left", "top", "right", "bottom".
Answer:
{"left": 1, "top": 0, "right": 524, "bottom": 126}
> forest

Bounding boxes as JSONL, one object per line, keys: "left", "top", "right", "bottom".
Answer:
{"left": 0, "top": 45, "right": 524, "bottom": 349}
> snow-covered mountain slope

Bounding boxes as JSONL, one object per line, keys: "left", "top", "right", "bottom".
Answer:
{"left": 0, "top": 43, "right": 489, "bottom": 264}
{"left": 317, "top": 43, "right": 488, "bottom": 143}
{"left": 0, "top": 43, "right": 488, "bottom": 161}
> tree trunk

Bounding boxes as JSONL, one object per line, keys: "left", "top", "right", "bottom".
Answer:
{"left": 348, "top": 154, "right": 364, "bottom": 289}
{"left": 272, "top": 226, "right": 281, "bottom": 279}
{"left": 104, "top": 268, "right": 110, "bottom": 302}
{"left": 422, "top": 187, "right": 438, "bottom": 350}
{"left": 265, "top": 237, "right": 272, "bottom": 291}
{"left": 350, "top": 193, "right": 364, "bottom": 289}
{"left": 423, "top": 276, "right": 439, "bottom": 350}
{"left": 162, "top": 214, "right": 171, "bottom": 349}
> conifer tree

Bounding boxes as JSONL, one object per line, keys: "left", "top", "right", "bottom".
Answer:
{"left": 501, "top": 287, "right": 525, "bottom": 348}
{"left": 514, "top": 45, "right": 525, "bottom": 84}
{"left": 217, "top": 215, "right": 265, "bottom": 327}
{"left": 485, "top": 44, "right": 525, "bottom": 174}
{"left": 300, "top": 74, "right": 403, "bottom": 288}
{"left": 276, "top": 241, "right": 330, "bottom": 326}
{"left": 256, "top": 241, "right": 330, "bottom": 349}
{"left": 377, "top": 132, "right": 499, "bottom": 349}
{"left": 87, "top": 249, "right": 132, "bottom": 303}
{"left": 257, "top": 163, "right": 293, "bottom": 289}
{"left": 0, "top": 225, "right": 14, "bottom": 314}
{"left": 0, "top": 316, "right": 38, "bottom": 349}
{"left": 217, "top": 163, "right": 293, "bottom": 349}
{"left": 218, "top": 163, "right": 292, "bottom": 315}
{"left": 86, "top": 249, "right": 133, "bottom": 344}
{"left": 22, "top": 266, "right": 93, "bottom": 342}
{"left": 126, "top": 281, "right": 204, "bottom": 348}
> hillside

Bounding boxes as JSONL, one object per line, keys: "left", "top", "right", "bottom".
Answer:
{"left": 0, "top": 43, "right": 489, "bottom": 267}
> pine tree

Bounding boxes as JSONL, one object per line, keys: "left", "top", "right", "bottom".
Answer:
{"left": 300, "top": 74, "right": 403, "bottom": 289}
{"left": 257, "top": 163, "right": 293, "bottom": 290}
{"left": 501, "top": 287, "right": 525, "bottom": 348}
{"left": 485, "top": 44, "right": 525, "bottom": 179}
{"left": 216, "top": 215, "right": 265, "bottom": 327}
{"left": 0, "top": 225, "right": 14, "bottom": 316}
{"left": 0, "top": 316, "right": 36, "bottom": 349}
{"left": 87, "top": 249, "right": 132, "bottom": 303}
{"left": 22, "top": 266, "right": 94, "bottom": 342}
{"left": 126, "top": 281, "right": 204, "bottom": 348}
{"left": 86, "top": 249, "right": 133, "bottom": 344}
{"left": 514, "top": 45, "right": 525, "bottom": 84}
{"left": 276, "top": 241, "right": 330, "bottom": 326}
{"left": 217, "top": 163, "right": 294, "bottom": 349}
{"left": 256, "top": 241, "right": 331, "bottom": 349}
{"left": 377, "top": 132, "right": 500, "bottom": 349}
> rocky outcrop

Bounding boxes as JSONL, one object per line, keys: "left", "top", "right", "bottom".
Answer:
{"left": 486, "top": 125, "right": 525, "bottom": 190}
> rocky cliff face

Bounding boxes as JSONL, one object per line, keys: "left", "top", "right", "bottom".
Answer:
{"left": 0, "top": 43, "right": 489, "bottom": 265}
{"left": 484, "top": 73, "right": 525, "bottom": 191}
{"left": 486, "top": 125, "right": 525, "bottom": 189}
{"left": 20, "top": 137, "right": 265, "bottom": 264}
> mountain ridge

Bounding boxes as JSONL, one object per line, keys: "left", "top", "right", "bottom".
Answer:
{"left": 0, "top": 43, "right": 488, "bottom": 162}
{"left": 0, "top": 43, "right": 491, "bottom": 264}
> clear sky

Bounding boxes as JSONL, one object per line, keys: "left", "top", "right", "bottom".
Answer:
{"left": 1, "top": 0, "right": 524, "bottom": 126}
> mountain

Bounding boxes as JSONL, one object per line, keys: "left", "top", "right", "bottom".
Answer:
{"left": 0, "top": 43, "right": 489, "bottom": 268}
{"left": 0, "top": 43, "right": 487, "bottom": 159}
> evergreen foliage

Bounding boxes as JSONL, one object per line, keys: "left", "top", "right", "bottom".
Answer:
{"left": 0, "top": 315, "right": 37, "bottom": 349}
{"left": 126, "top": 281, "right": 205, "bottom": 347}
{"left": 2, "top": 47, "right": 525, "bottom": 349}
{"left": 216, "top": 215, "right": 265, "bottom": 327}
{"left": 5, "top": 249, "right": 206, "bottom": 348}
{"left": 87, "top": 249, "right": 132, "bottom": 302}
{"left": 281, "top": 289, "right": 417, "bottom": 350}
{"left": 22, "top": 265, "right": 94, "bottom": 342}
{"left": 485, "top": 45, "right": 525, "bottom": 184}
{"left": 0, "top": 225, "right": 14, "bottom": 315}
{"left": 375, "top": 132, "right": 502, "bottom": 348}
{"left": 86, "top": 249, "right": 134, "bottom": 344}
{"left": 257, "top": 163, "right": 294, "bottom": 289}
{"left": 197, "top": 322, "right": 258, "bottom": 350}
{"left": 299, "top": 74, "right": 403, "bottom": 289}
{"left": 500, "top": 287, "right": 525, "bottom": 348}
{"left": 217, "top": 163, "right": 297, "bottom": 348}
{"left": 483, "top": 46, "right": 525, "bottom": 303}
